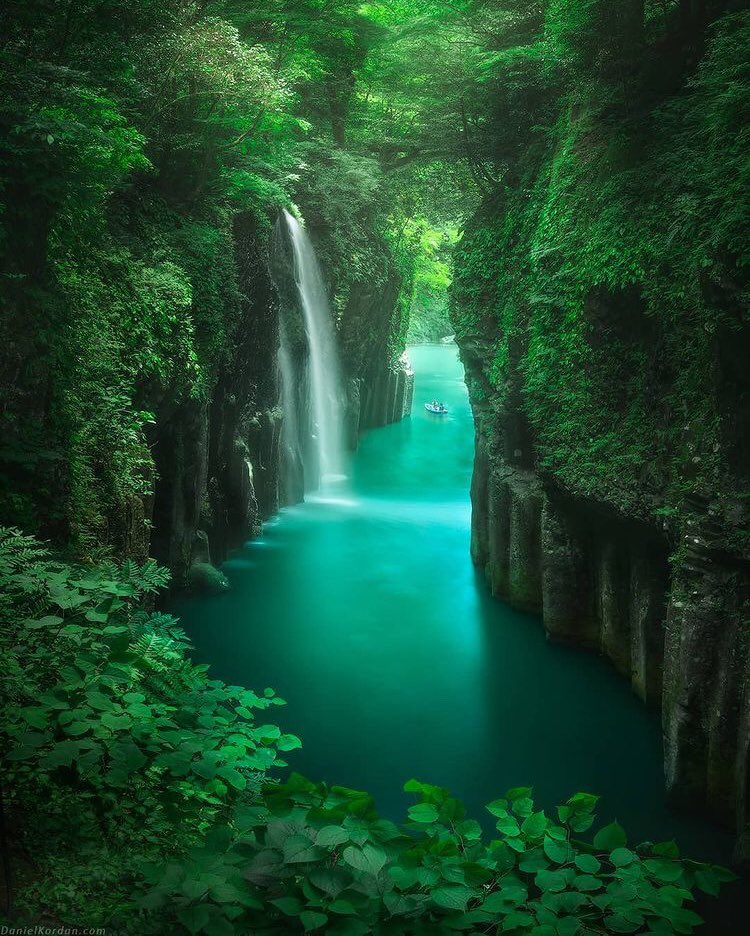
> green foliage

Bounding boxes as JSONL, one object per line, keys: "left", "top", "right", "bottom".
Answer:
{"left": 407, "top": 222, "right": 457, "bottom": 343}
{"left": 0, "top": 530, "right": 733, "bottom": 931}
{"left": 0, "top": 527, "right": 291, "bottom": 925}
{"left": 140, "top": 774, "right": 732, "bottom": 935}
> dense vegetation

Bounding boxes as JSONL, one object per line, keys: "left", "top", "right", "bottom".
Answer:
{"left": 449, "top": 0, "right": 750, "bottom": 532}
{"left": 2, "top": 0, "right": 748, "bottom": 931}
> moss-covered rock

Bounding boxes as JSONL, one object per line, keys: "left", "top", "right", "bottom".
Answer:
{"left": 188, "top": 561, "right": 229, "bottom": 595}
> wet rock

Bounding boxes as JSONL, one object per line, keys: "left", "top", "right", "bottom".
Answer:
{"left": 188, "top": 561, "right": 229, "bottom": 595}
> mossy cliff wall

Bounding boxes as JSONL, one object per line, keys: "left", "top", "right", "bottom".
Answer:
{"left": 309, "top": 213, "right": 415, "bottom": 440}
{"left": 452, "top": 15, "right": 750, "bottom": 852}
{"left": 148, "top": 212, "right": 282, "bottom": 584}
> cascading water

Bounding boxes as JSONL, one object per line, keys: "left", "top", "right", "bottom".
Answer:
{"left": 282, "top": 209, "right": 344, "bottom": 486}
{"left": 278, "top": 318, "right": 304, "bottom": 504}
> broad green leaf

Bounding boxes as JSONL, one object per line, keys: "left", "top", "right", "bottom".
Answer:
{"left": 610, "top": 847, "right": 635, "bottom": 867}
{"left": 543, "top": 834, "right": 572, "bottom": 864}
{"left": 482, "top": 883, "right": 526, "bottom": 912}
{"left": 574, "top": 854, "right": 601, "bottom": 873}
{"left": 342, "top": 844, "right": 387, "bottom": 876}
{"left": 521, "top": 811, "right": 548, "bottom": 838}
{"left": 283, "top": 834, "right": 323, "bottom": 864}
{"left": 661, "top": 905, "right": 705, "bottom": 934}
{"left": 177, "top": 905, "right": 210, "bottom": 935}
{"left": 109, "top": 741, "right": 147, "bottom": 777}
{"left": 512, "top": 797, "right": 534, "bottom": 818}
{"left": 40, "top": 740, "right": 79, "bottom": 768}
{"left": 643, "top": 858, "right": 683, "bottom": 883}
{"left": 181, "top": 877, "right": 210, "bottom": 900}
{"left": 300, "top": 911, "right": 328, "bottom": 932}
{"left": 593, "top": 822, "right": 627, "bottom": 851}
{"left": 86, "top": 691, "right": 115, "bottom": 712}
{"left": 216, "top": 766, "right": 246, "bottom": 790}
{"left": 536, "top": 869, "right": 567, "bottom": 893}
{"left": 408, "top": 802, "right": 439, "bottom": 823}
{"left": 504, "top": 911, "right": 534, "bottom": 929}
{"left": 203, "top": 914, "right": 235, "bottom": 936}
{"left": 19, "top": 707, "right": 49, "bottom": 729}
{"left": 270, "top": 896, "right": 302, "bottom": 915}
{"left": 328, "top": 898, "right": 358, "bottom": 915}
{"left": 496, "top": 815, "right": 521, "bottom": 836}
{"left": 573, "top": 874, "right": 602, "bottom": 892}
{"left": 486, "top": 799, "right": 509, "bottom": 818}
{"left": 506, "top": 786, "right": 533, "bottom": 801}
{"left": 519, "top": 847, "right": 549, "bottom": 873}
{"left": 277, "top": 733, "right": 302, "bottom": 751}
{"left": 64, "top": 720, "right": 91, "bottom": 737}
{"left": 653, "top": 840, "right": 680, "bottom": 858}
{"left": 507, "top": 836, "right": 527, "bottom": 853}
{"left": 25, "top": 615, "right": 63, "bottom": 630}
{"left": 100, "top": 712, "right": 131, "bottom": 731}
{"left": 432, "top": 884, "right": 474, "bottom": 911}
{"left": 316, "top": 825, "right": 349, "bottom": 848}
{"left": 605, "top": 914, "right": 640, "bottom": 934}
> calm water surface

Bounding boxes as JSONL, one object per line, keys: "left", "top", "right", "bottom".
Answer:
{"left": 174, "top": 344, "right": 729, "bottom": 861}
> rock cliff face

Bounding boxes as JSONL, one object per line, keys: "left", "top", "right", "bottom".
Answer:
{"left": 458, "top": 313, "right": 750, "bottom": 857}
{"left": 342, "top": 276, "right": 414, "bottom": 435}
{"left": 149, "top": 212, "right": 281, "bottom": 585}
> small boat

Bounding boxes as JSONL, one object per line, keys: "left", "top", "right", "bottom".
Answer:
{"left": 425, "top": 402, "right": 448, "bottom": 415}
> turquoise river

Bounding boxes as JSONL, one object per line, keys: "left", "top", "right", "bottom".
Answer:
{"left": 174, "top": 343, "right": 730, "bottom": 862}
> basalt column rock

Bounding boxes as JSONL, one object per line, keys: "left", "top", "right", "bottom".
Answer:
{"left": 540, "top": 496, "right": 598, "bottom": 646}
{"left": 663, "top": 499, "right": 750, "bottom": 845}
{"left": 149, "top": 398, "right": 210, "bottom": 585}
{"left": 460, "top": 318, "right": 750, "bottom": 847}
{"left": 629, "top": 544, "right": 668, "bottom": 703}
{"left": 204, "top": 211, "right": 281, "bottom": 555}
{"left": 340, "top": 267, "right": 414, "bottom": 432}
{"left": 598, "top": 538, "right": 632, "bottom": 678}
{"left": 149, "top": 211, "right": 281, "bottom": 585}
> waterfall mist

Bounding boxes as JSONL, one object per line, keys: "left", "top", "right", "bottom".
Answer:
{"left": 281, "top": 209, "right": 345, "bottom": 487}
{"left": 278, "top": 318, "right": 305, "bottom": 503}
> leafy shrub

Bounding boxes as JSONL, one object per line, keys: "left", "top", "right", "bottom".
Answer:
{"left": 140, "top": 775, "right": 733, "bottom": 935}
{"left": 0, "top": 527, "right": 293, "bottom": 924}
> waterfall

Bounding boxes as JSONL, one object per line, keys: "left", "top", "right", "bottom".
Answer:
{"left": 278, "top": 318, "right": 304, "bottom": 503}
{"left": 282, "top": 209, "right": 344, "bottom": 485}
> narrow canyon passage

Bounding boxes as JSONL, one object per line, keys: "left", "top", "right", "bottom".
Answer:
{"left": 174, "top": 344, "right": 728, "bottom": 862}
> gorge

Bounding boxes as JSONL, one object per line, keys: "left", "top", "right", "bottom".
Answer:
{"left": 1, "top": 1, "right": 749, "bottom": 933}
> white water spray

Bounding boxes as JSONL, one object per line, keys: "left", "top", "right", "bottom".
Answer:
{"left": 282, "top": 209, "right": 344, "bottom": 484}
{"left": 278, "top": 318, "right": 304, "bottom": 502}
